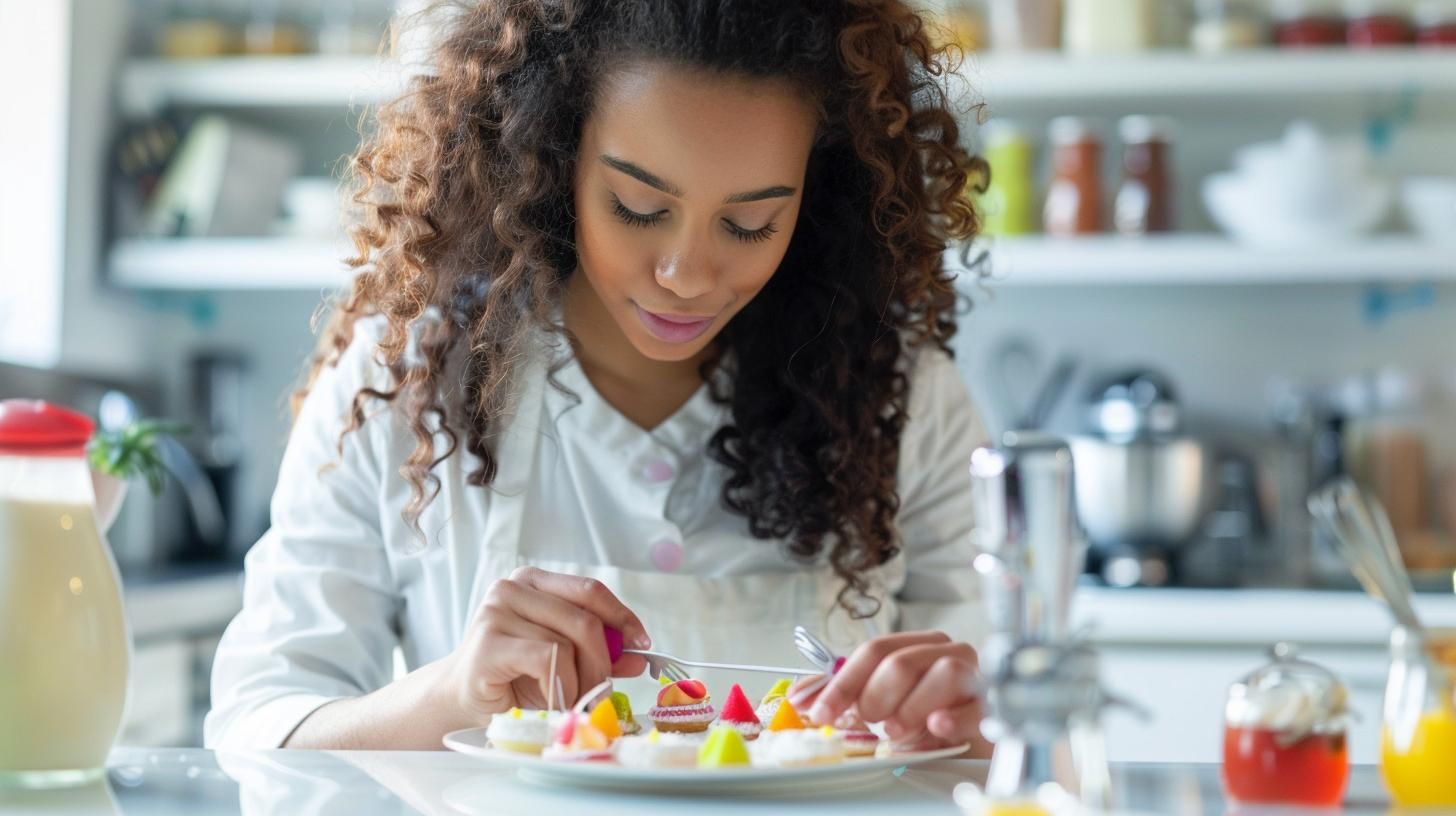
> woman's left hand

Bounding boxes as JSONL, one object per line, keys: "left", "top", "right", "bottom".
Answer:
{"left": 790, "top": 631, "right": 993, "bottom": 758}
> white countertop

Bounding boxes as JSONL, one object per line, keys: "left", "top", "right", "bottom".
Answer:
{"left": 0, "top": 747, "right": 1397, "bottom": 816}
{"left": 1074, "top": 586, "right": 1456, "bottom": 647}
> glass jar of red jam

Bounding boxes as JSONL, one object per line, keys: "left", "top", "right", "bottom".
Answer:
{"left": 1416, "top": 0, "right": 1456, "bottom": 45}
{"left": 1345, "top": 0, "right": 1415, "bottom": 46}
{"left": 1222, "top": 644, "right": 1351, "bottom": 807}
{"left": 1274, "top": 0, "right": 1346, "bottom": 46}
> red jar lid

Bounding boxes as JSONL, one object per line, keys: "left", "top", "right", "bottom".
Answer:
{"left": 0, "top": 399, "right": 95, "bottom": 456}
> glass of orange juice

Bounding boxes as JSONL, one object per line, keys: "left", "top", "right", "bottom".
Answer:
{"left": 1380, "top": 626, "right": 1456, "bottom": 808}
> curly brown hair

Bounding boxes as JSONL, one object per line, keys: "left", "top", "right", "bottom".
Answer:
{"left": 304, "top": 0, "right": 987, "bottom": 613}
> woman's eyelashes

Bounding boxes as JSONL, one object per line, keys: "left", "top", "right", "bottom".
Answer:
{"left": 610, "top": 194, "right": 665, "bottom": 228}
{"left": 609, "top": 193, "right": 777, "bottom": 244}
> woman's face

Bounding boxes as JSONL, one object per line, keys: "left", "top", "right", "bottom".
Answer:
{"left": 573, "top": 62, "right": 819, "bottom": 364}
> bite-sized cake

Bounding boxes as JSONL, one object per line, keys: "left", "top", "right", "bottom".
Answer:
{"left": 485, "top": 707, "right": 556, "bottom": 755}
{"left": 697, "top": 725, "right": 752, "bottom": 768}
{"left": 714, "top": 683, "right": 763, "bottom": 741}
{"left": 541, "top": 712, "right": 613, "bottom": 762}
{"left": 614, "top": 728, "right": 704, "bottom": 769}
{"left": 648, "top": 679, "right": 716, "bottom": 733}
{"left": 750, "top": 725, "right": 847, "bottom": 768}
{"left": 587, "top": 698, "right": 623, "bottom": 741}
{"left": 767, "top": 698, "right": 808, "bottom": 731}
{"left": 756, "top": 678, "right": 792, "bottom": 723}
{"left": 828, "top": 710, "right": 879, "bottom": 757}
{"left": 609, "top": 690, "right": 642, "bottom": 736}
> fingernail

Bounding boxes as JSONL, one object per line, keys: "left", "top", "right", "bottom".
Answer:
{"left": 788, "top": 689, "right": 813, "bottom": 709}
{"left": 808, "top": 702, "right": 828, "bottom": 724}
{"left": 632, "top": 635, "right": 651, "bottom": 649}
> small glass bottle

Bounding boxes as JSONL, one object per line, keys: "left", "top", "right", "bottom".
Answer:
{"left": 1114, "top": 116, "right": 1175, "bottom": 236}
{"left": 1222, "top": 644, "right": 1350, "bottom": 807}
{"left": 1381, "top": 626, "right": 1456, "bottom": 808}
{"left": 1345, "top": 0, "right": 1416, "bottom": 46}
{"left": 987, "top": 0, "right": 1060, "bottom": 51}
{"left": 1415, "top": 0, "right": 1456, "bottom": 44}
{"left": 1273, "top": 0, "right": 1347, "bottom": 46}
{"left": 979, "top": 121, "right": 1036, "bottom": 237}
{"left": 1192, "top": 0, "right": 1270, "bottom": 51}
{"left": 1062, "top": 0, "right": 1159, "bottom": 53}
{"left": 1043, "top": 118, "right": 1102, "bottom": 237}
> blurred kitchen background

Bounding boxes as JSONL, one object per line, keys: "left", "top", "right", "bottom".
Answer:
{"left": 3, "top": 0, "right": 1456, "bottom": 766}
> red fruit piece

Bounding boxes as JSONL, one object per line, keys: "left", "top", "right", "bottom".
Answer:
{"left": 677, "top": 679, "right": 707, "bottom": 700}
{"left": 719, "top": 683, "right": 759, "bottom": 725}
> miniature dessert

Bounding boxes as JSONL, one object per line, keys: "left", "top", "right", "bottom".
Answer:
{"left": 541, "top": 711, "right": 613, "bottom": 762}
{"left": 698, "top": 725, "right": 752, "bottom": 768}
{"left": 649, "top": 678, "right": 716, "bottom": 733}
{"left": 588, "top": 698, "right": 623, "bottom": 741}
{"left": 715, "top": 683, "right": 763, "bottom": 741}
{"left": 751, "top": 725, "right": 846, "bottom": 767}
{"left": 485, "top": 707, "right": 555, "bottom": 755}
{"left": 756, "top": 678, "right": 792, "bottom": 722}
{"left": 609, "top": 690, "right": 642, "bottom": 736}
{"left": 767, "top": 698, "right": 807, "bottom": 731}
{"left": 614, "top": 728, "right": 704, "bottom": 769}
{"left": 826, "top": 709, "right": 878, "bottom": 757}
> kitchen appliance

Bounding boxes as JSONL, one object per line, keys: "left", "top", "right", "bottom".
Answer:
{"left": 1069, "top": 369, "right": 1218, "bottom": 587}
{"left": 964, "top": 434, "right": 1134, "bottom": 812}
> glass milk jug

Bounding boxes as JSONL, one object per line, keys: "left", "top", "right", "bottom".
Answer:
{"left": 0, "top": 400, "right": 131, "bottom": 788}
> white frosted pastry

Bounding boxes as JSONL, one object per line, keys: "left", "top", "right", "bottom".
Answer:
{"left": 485, "top": 708, "right": 556, "bottom": 755}
{"left": 749, "top": 726, "right": 846, "bottom": 767}
{"left": 613, "top": 728, "right": 704, "bottom": 769}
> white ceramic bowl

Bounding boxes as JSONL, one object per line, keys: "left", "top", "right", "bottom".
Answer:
{"left": 1401, "top": 176, "right": 1456, "bottom": 246}
{"left": 1204, "top": 172, "right": 1392, "bottom": 248}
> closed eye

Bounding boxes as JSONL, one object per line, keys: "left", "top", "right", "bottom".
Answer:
{"left": 611, "top": 194, "right": 666, "bottom": 227}
{"left": 722, "top": 219, "right": 778, "bottom": 244}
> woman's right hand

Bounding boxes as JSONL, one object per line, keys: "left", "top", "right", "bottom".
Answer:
{"left": 439, "top": 566, "right": 650, "bottom": 721}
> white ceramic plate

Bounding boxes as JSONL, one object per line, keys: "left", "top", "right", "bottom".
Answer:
{"left": 442, "top": 726, "right": 970, "bottom": 796}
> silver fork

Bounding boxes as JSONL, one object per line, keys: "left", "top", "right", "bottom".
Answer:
{"left": 620, "top": 648, "right": 820, "bottom": 683}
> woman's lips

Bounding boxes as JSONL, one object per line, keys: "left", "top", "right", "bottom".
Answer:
{"left": 633, "top": 304, "right": 716, "bottom": 344}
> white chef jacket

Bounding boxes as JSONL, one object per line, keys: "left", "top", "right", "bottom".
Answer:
{"left": 205, "top": 316, "right": 987, "bottom": 749}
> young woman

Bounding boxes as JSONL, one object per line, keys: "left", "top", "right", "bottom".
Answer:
{"left": 206, "top": 0, "right": 992, "bottom": 755}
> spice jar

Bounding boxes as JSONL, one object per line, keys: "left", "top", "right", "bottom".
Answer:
{"left": 1192, "top": 0, "right": 1269, "bottom": 51}
{"left": 1043, "top": 118, "right": 1102, "bottom": 237}
{"left": 1381, "top": 627, "right": 1456, "bottom": 807}
{"left": 1274, "top": 0, "right": 1347, "bottom": 46}
{"left": 1346, "top": 0, "right": 1416, "bottom": 45}
{"left": 987, "top": 0, "right": 1060, "bottom": 50}
{"left": 1062, "top": 0, "right": 1159, "bottom": 53}
{"left": 1114, "top": 116, "right": 1175, "bottom": 236}
{"left": 979, "top": 122, "right": 1036, "bottom": 237}
{"left": 1416, "top": 0, "right": 1456, "bottom": 44}
{"left": 1222, "top": 644, "right": 1350, "bottom": 807}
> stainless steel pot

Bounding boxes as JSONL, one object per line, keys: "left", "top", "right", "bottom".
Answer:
{"left": 1069, "top": 434, "right": 1217, "bottom": 548}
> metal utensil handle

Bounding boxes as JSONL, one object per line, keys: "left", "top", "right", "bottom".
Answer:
{"left": 621, "top": 649, "right": 817, "bottom": 677}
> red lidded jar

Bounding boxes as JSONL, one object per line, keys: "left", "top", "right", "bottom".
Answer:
{"left": 1274, "top": 0, "right": 1347, "bottom": 45}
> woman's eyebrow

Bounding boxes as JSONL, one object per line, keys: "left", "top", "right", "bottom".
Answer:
{"left": 599, "top": 154, "right": 796, "bottom": 204}
{"left": 600, "top": 154, "right": 684, "bottom": 197}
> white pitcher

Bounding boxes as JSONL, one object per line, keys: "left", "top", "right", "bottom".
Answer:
{"left": 0, "top": 400, "right": 131, "bottom": 789}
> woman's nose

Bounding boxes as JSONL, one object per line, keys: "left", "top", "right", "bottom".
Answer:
{"left": 654, "top": 240, "right": 715, "bottom": 301}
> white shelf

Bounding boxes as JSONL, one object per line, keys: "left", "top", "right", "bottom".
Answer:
{"left": 118, "top": 50, "right": 1456, "bottom": 116}
{"left": 119, "top": 56, "right": 403, "bottom": 116}
{"left": 969, "top": 49, "right": 1456, "bottom": 104}
{"left": 112, "top": 235, "right": 1454, "bottom": 290}
{"left": 954, "top": 236, "right": 1456, "bottom": 286}
{"left": 109, "top": 237, "right": 355, "bottom": 289}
